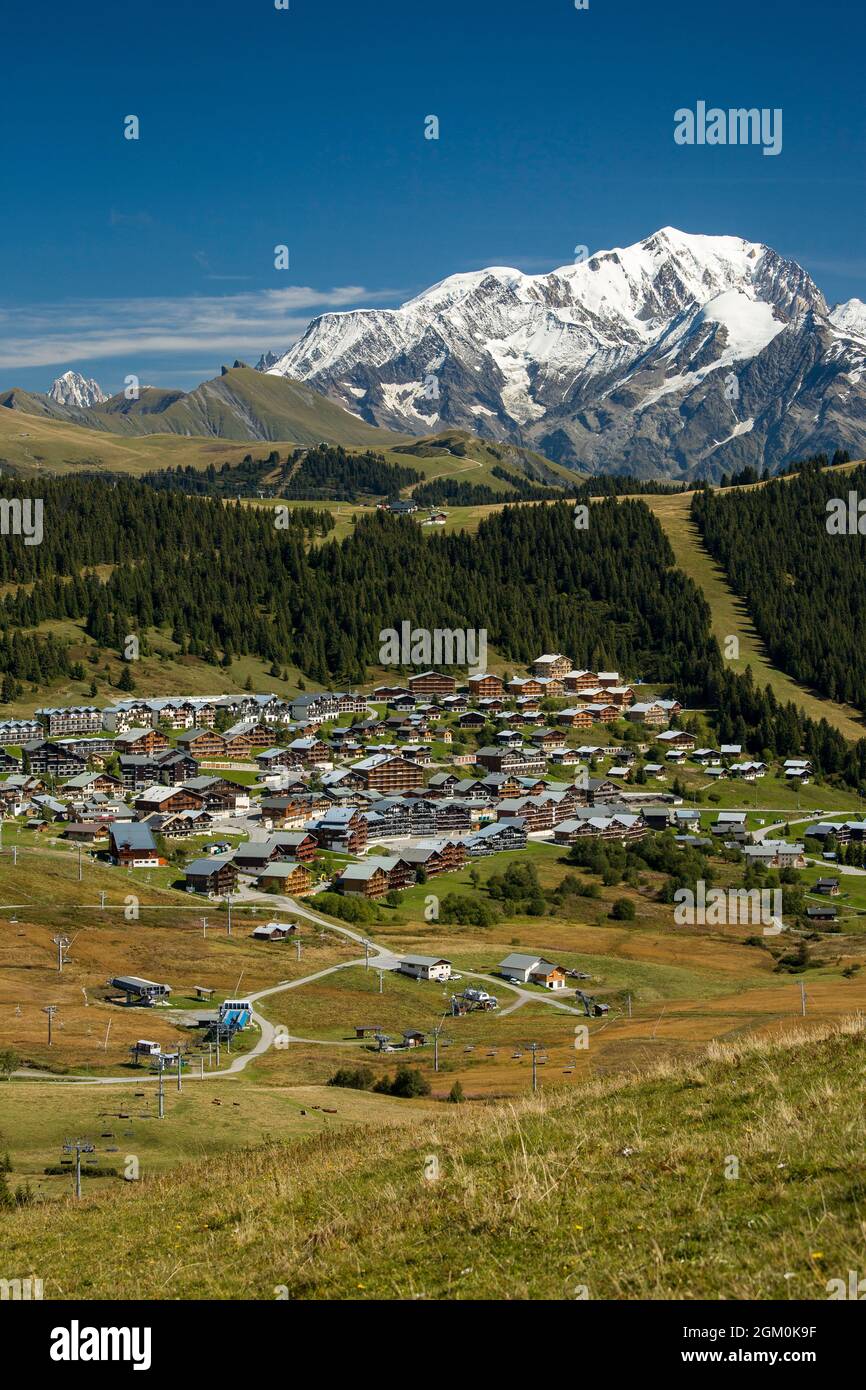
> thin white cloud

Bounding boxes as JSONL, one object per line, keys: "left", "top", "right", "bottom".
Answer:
{"left": 0, "top": 285, "right": 401, "bottom": 370}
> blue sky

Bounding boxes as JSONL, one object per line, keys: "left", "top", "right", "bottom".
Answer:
{"left": 3, "top": 0, "right": 864, "bottom": 393}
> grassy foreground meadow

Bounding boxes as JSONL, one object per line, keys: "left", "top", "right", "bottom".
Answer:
{"left": 3, "top": 1018, "right": 864, "bottom": 1300}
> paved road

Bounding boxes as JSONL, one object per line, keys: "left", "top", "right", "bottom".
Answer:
{"left": 10, "top": 889, "right": 583, "bottom": 1086}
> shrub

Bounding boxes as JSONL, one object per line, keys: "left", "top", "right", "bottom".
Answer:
{"left": 374, "top": 1066, "right": 431, "bottom": 1098}
{"left": 328, "top": 1066, "right": 375, "bottom": 1091}
{"left": 609, "top": 898, "right": 636, "bottom": 921}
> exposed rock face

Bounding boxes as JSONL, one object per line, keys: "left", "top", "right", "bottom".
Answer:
{"left": 261, "top": 227, "right": 866, "bottom": 479}
{"left": 49, "top": 370, "right": 108, "bottom": 408}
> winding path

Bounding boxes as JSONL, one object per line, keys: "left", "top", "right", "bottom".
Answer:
{"left": 11, "top": 892, "right": 582, "bottom": 1088}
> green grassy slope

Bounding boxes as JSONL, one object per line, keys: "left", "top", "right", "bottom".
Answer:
{"left": 4, "top": 1018, "right": 863, "bottom": 1300}
{"left": 639, "top": 491, "right": 866, "bottom": 740}
{"left": 1, "top": 368, "right": 402, "bottom": 450}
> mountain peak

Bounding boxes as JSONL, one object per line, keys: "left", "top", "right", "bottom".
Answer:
{"left": 263, "top": 227, "right": 853, "bottom": 480}
{"left": 49, "top": 370, "right": 108, "bottom": 408}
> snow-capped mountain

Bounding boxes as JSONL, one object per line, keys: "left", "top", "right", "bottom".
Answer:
{"left": 255, "top": 349, "right": 282, "bottom": 372}
{"left": 262, "top": 227, "right": 866, "bottom": 479}
{"left": 49, "top": 370, "right": 108, "bottom": 408}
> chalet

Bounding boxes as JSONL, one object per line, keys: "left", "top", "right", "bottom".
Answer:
{"left": 742, "top": 841, "right": 806, "bottom": 869}
{"left": 63, "top": 771, "right": 124, "bottom": 797}
{"left": 408, "top": 671, "right": 457, "bottom": 698}
{"left": 626, "top": 702, "right": 668, "bottom": 727}
{"left": 182, "top": 775, "right": 249, "bottom": 813}
{"left": 153, "top": 699, "right": 198, "bottom": 730}
{"left": 657, "top": 729, "right": 696, "bottom": 750}
{"left": 62, "top": 820, "right": 109, "bottom": 845}
{"left": 532, "top": 654, "right": 572, "bottom": 681}
{"left": 558, "top": 707, "right": 593, "bottom": 730}
{"left": 119, "top": 755, "right": 163, "bottom": 792}
{"left": 580, "top": 702, "right": 620, "bottom": 725}
{"left": 728, "top": 761, "right": 767, "bottom": 781}
{"left": 335, "top": 861, "right": 390, "bottom": 899}
{"left": 268, "top": 830, "right": 318, "bottom": 863}
{"left": 465, "top": 819, "right": 527, "bottom": 855}
{"left": 401, "top": 742, "right": 432, "bottom": 766}
{"left": 806, "top": 903, "right": 838, "bottom": 924}
{"left": 814, "top": 877, "right": 840, "bottom": 895}
{"left": 528, "top": 960, "right": 568, "bottom": 990}
{"left": 467, "top": 672, "right": 504, "bottom": 699}
{"left": 220, "top": 722, "right": 255, "bottom": 758}
{"left": 596, "top": 671, "right": 621, "bottom": 689}
{"left": 257, "top": 746, "right": 304, "bottom": 772}
{"left": 109, "top": 823, "right": 160, "bottom": 868}
{"left": 23, "top": 740, "right": 87, "bottom": 778}
{"left": 114, "top": 728, "right": 170, "bottom": 757}
{"left": 0, "top": 717, "right": 43, "bottom": 742}
{"left": 290, "top": 691, "right": 367, "bottom": 722}
{"left": 498, "top": 952, "right": 546, "bottom": 984}
{"left": 515, "top": 694, "right": 542, "bottom": 713}
{"left": 351, "top": 752, "right": 425, "bottom": 793}
{"left": 564, "top": 669, "right": 601, "bottom": 693}
{"left": 364, "top": 800, "right": 426, "bottom": 839}
{"left": 474, "top": 746, "right": 547, "bottom": 776}
{"left": 134, "top": 784, "right": 205, "bottom": 815}
{"left": 400, "top": 838, "right": 466, "bottom": 876}
{"left": 184, "top": 856, "right": 238, "bottom": 896}
{"left": 427, "top": 771, "right": 461, "bottom": 796}
{"left": 153, "top": 749, "right": 200, "bottom": 784}
{"left": 458, "top": 711, "right": 486, "bottom": 729}
{"left": 255, "top": 860, "right": 312, "bottom": 896}
{"left": 496, "top": 728, "right": 523, "bottom": 747}
{"left": 507, "top": 676, "right": 544, "bottom": 698}
{"left": 261, "top": 792, "right": 330, "bottom": 828}
{"left": 554, "top": 812, "right": 645, "bottom": 844}
{"left": 176, "top": 729, "right": 227, "bottom": 759}
{"left": 286, "top": 736, "right": 330, "bottom": 767}
{"left": 80, "top": 796, "right": 132, "bottom": 824}
{"left": 784, "top": 759, "right": 813, "bottom": 780}
{"left": 497, "top": 796, "right": 555, "bottom": 832}
{"left": 431, "top": 799, "right": 472, "bottom": 833}
{"left": 308, "top": 806, "right": 368, "bottom": 854}
{"left": 157, "top": 809, "right": 214, "bottom": 837}
{"left": 606, "top": 686, "right": 635, "bottom": 709}
{"left": 588, "top": 777, "right": 621, "bottom": 804}
{"left": 337, "top": 854, "right": 415, "bottom": 897}
{"left": 398, "top": 955, "right": 452, "bottom": 982}
{"left": 252, "top": 920, "right": 298, "bottom": 940}
{"left": 102, "top": 701, "right": 157, "bottom": 733}
{"left": 36, "top": 705, "right": 102, "bottom": 736}
{"left": 232, "top": 840, "right": 282, "bottom": 871}
{"left": 529, "top": 727, "right": 564, "bottom": 751}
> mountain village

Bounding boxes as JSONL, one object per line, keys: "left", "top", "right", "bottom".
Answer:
{"left": 0, "top": 654, "right": 820, "bottom": 909}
